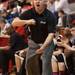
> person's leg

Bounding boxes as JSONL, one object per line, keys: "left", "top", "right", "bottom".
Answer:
{"left": 15, "top": 53, "right": 24, "bottom": 73}
{"left": 1, "top": 52, "right": 9, "bottom": 75}
{"left": 57, "top": 53, "right": 66, "bottom": 75}
{"left": 0, "top": 51, "right": 4, "bottom": 73}
{"left": 41, "top": 41, "right": 56, "bottom": 75}
{"left": 51, "top": 55, "right": 59, "bottom": 75}
{"left": 25, "top": 39, "right": 41, "bottom": 75}
{"left": 17, "top": 58, "right": 26, "bottom": 75}
{"left": 25, "top": 49, "right": 41, "bottom": 75}
{"left": 58, "top": 62, "right": 65, "bottom": 75}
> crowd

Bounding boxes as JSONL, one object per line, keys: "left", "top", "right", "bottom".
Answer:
{"left": 0, "top": 0, "right": 75, "bottom": 75}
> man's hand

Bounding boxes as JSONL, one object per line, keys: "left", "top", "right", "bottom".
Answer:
{"left": 26, "top": 19, "right": 36, "bottom": 25}
{"left": 12, "top": 18, "right": 36, "bottom": 27}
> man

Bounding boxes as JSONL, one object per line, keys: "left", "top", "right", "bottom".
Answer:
{"left": 12, "top": 0, "right": 56, "bottom": 75}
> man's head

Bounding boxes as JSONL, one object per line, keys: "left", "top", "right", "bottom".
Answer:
{"left": 0, "top": 17, "right": 6, "bottom": 28}
{"left": 58, "top": 10, "right": 65, "bottom": 17}
{"left": 0, "top": 9, "right": 7, "bottom": 18}
{"left": 32, "top": 0, "right": 48, "bottom": 14}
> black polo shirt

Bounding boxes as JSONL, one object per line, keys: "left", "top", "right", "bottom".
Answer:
{"left": 19, "top": 8, "right": 56, "bottom": 43}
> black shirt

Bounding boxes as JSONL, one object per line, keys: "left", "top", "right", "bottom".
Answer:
{"left": 10, "top": 32, "right": 27, "bottom": 52}
{"left": 19, "top": 8, "right": 56, "bottom": 43}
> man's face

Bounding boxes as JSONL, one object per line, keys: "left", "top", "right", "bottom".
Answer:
{"left": 32, "top": 0, "right": 47, "bottom": 12}
{"left": 0, "top": 22, "right": 5, "bottom": 29}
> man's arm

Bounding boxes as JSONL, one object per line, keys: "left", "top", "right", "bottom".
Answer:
{"left": 36, "top": 33, "right": 54, "bottom": 54}
{"left": 12, "top": 17, "right": 36, "bottom": 27}
{"left": 40, "top": 33, "right": 54, "bottom": 50}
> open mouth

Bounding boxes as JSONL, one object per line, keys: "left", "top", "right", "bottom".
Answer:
{"left": 36, "top": 4, "right": 40, "bottom": 7}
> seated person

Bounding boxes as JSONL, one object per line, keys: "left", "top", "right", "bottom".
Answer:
{"left": 15, "top": 48, "right": 28, "bottom": 75}
{"left": 0, "top": 17, "right": 10, "bottom": 75}
{"left": 51, "top": 27, "right": 71, "bottom": 75}
{"left": 6, "top": 26, "right": 28, "bottom": 64}
{"left": 58, "top": 27, "right": 75, "bottom": 75}
{"left": 6, "top": 26, "right": 28, "bottom": 74}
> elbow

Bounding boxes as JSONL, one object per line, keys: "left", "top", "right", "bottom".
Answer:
{"left": 12, "top": 17, "right": 21, "bottom": 27}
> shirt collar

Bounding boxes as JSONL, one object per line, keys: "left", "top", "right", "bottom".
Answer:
{"left": 32, "top": 7, "right": 47, "bottom": 16}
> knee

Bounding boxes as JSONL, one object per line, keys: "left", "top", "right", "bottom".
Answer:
{"left": 58, "top": 63, "right": 65, "bottom": 71}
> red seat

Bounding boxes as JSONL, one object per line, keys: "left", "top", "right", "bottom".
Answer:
{"left": 0, "top": 37, "right": 10, "bottom": 47}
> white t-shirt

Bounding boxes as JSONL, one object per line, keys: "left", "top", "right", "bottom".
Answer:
{"left": 47, "top": 2, "right": 55, "bottom": 13}
{"left": 57, "top": 17, "right": 63, "bottom": 27}
{"left": 54, "top": 0, "right": 60, "bottom": 12}
{"left": 57, "top": 0, "right": 75, "bottom": 15}
{"left": 0, "top": 23, "right": 10, "bottom": 36}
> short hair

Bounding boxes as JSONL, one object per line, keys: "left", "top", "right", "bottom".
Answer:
{"left": 58, "top": 10, "right": 65, "bottom": 14}
{"left": 0, "top": 9, "right": 7, "bottom": 14}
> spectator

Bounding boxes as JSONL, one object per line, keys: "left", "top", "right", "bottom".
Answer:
{"left": 56, "top": 27, "right": 75, "bottom": 75}
{"left": 56, "top": 0, "right": 75, "bottom": 28}
{"left": 47, "top": 0, "right": 55, "bottom": 13}
{"left": 57, "top": 10, "right": 66, "bottom": 27}
{"left": 0, "top": 8, "right": 10, "bottom": 27}
{"left": 0, "top": 17, "right": 10, "bottom": 75}
{"left": 51, "top": 27, "right": 71, "bottom": 75}
{"left": 6, "top": 26, "right": 28, "bottom": 66}
{"left": 0, "top": 17, "right": 9, "bottom": 35}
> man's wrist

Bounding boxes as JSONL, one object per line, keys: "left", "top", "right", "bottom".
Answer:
{"left": 40, "top": 45, "right": 47, "bottom": 50}
{"left": 23, "top": 20, "right": 28, "bottom": 25}
{"left": 40, "top": 47, "right": 44, "bottom": 50}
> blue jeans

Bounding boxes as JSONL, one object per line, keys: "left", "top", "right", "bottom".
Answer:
{"left": 41, "top": 41, "right": 55, "bottom": 75}
{"left": 25, "top": 39, "right": 55, "bottom": 75}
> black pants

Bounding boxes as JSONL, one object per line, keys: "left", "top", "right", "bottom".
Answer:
{"left": 66, "top": 52, "right": 75, "bottom": 75}
{"left": 0, "top": 51, "right": 9, "bottom": 74}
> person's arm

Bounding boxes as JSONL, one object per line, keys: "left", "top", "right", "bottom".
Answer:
{"left": 40, "top": 33, "right": 54, "bottom": 50}
{"left": 40, "top": 12, "right": 56, "bottom": 49}
{"left": 41, "top": 11, "right": 57, "bottom": 50}
{"left": 57, "top": 42, "right": 75, "bottom": 51}
{"left": 0, "top": 46, "right": 10, "bottom": 50}
{"left": 12, "top": 17, "right": 36, "bottom": 27}
{"left": 64, "top": 43, "right": 75, "bottom": 51}
{"left": 36, "top": 33, "right": 54, "bottom": 54}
